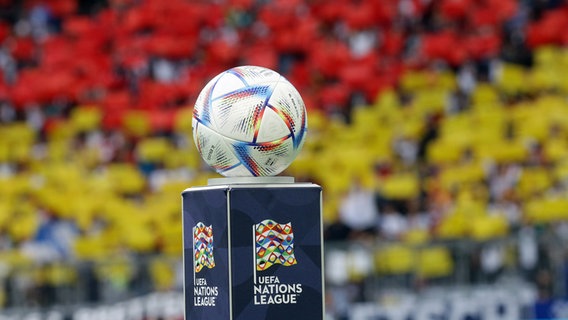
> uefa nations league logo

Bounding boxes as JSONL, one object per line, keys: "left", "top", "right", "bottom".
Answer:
{"left": 254, "top": 219, "right": 297, "bottom": 272}
{"left": 193, "top": 222, "right": 215, "bottom": 273}
{"left": 253, "top": 219, "right": 302, "bottom": 305}
{"left": 193, "top": 222, "right": 219, "bottom": 307}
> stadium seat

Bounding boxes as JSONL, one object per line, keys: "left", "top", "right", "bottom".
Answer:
{"left": 471, "top": 83, "right": 500, "bottom": 106}
{"left": 74, "top": 236, "right": 110, "bottom": 260}
{"left": 173, "top": 107, "right": 193, "bottom": 133}
{"left": 525, "top": 198, "right": 568, "bottom": 223}
{"left": 427, "top": 140, "right": 466, "bottom": 164}
{"left": 517, "top": 168, "right": 553, "bottom": 198}
{"left": 137, "top": 138, "right": 172, "bottom": 163}
{"left": 440, "top": 162, "right": 485, "bottom": 189}
{"left": 375, "top": 245, "right": 415, "bottom": 275}
{"left": 70, "top": 106, "right": 102, "bottom": 132}
{"left": 379, "top": 173, "right": 420, "bottom": 200}
{"left": 436, "top": 213, "right": 469, "bottom": 239}
{"left": 7, "top": 206, "right": 39, "bottom": 243}
{"left": 469, "top": 215, "right": 509, "bottom": 241}
{"left": 105, "top": 164, "right": 146, "bottom": 194}
{"left": 150, "top": 258, "right": 176, "bottom": 291}
{"left": 403, "top": 228, "right": 430, "bottom": 245}
{"left": 497, "top": 64, "right": 529, "bottom": 94}
{"left": 416, "top": 247, "right": 454, "bottom": 279}
{"left": 123, "top": 110, "right": 152, "bottom": 137}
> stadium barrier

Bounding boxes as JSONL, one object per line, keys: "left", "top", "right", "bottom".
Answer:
{"left": 0, "top": 291, "right": 184, "bottom": 320}
{"left": 1, "top": 225, "right": 567, "bottom": 319}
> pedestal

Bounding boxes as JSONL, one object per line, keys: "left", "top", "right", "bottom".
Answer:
{"left": 182, "top": 177, "right": 324, "bottom": 320}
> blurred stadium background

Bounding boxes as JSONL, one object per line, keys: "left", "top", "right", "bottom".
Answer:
{"left": 1, "top": 0, "right": 568, "bottom": 319}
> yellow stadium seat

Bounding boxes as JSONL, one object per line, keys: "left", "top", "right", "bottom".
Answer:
{"left": 74, "top": 236, "right": 110, "bottom": 260}
{"left": 10, "top": 142, "right": 31, "bottom": 162}
{"left": 439, "top": 113, "right": 471, "bottom": 137}
{"left": 173, "top": 107, "right": 193, "bottom": 133}
{"left": 413, "top": 88, "right": 447, "bottom": 115}
{"left": 474, "top": 140, "right": 527, "bottom": 163}
{"left": 436, "top": 213, "right": 468, "bottom": 239}
{"left": 525, "top": 198, "right": 568, "bottom": 223}
{"left": 0, "top": 123, "right": 35, "bottom": 162}
{"left": 47, "top": 122, "right": 75, "bottom": 142}
{"left": 0, "top": 201, "right": 10, "bottom": 230}
{"left": 416, "top": 247, "right": 453, "bottom": 278}
{"left": 46, "top": 140, "right": 69, "bottom": 162}
{"left": 0, "top": 175, "right": 32, "bottom": 198}
{"left": 400, "top": 71, "right": 428, "bottom": 91}
{"left": 47, "top": 263, "right": 77, "bottom": 286}
{"left": 399, "top": 118, "right": 424, "bottom": 140}
{"left": 380, "top": 173, "right": 420, "bottom": 200}
{"left": 471, "top": 84, "right": 499, "bottom": 106}
{"left": 287, "top": 152, "right": 314, "bottom": 177}
{"left": 544, "top": 138, "right": 568, "bottom": 162}
{"left": 374, "top": 89, "right": 400, "bottom": 110}
{"left": 403, "top": 228, "right": 430, "bottom": 245}
{"left": 159, "top": 221, "right": 183, "bottom": 255}
{"left": 375, "top": 245, "right": 415, "bottom": 275}
{"left": 532, "top": 66, "right": 562, "bottom": 90}
{"left": 95, "top": 258, "right": 133, "bottom": 289}
{"left": 121, "top": 222, "right": 156, "bottom": 252}
{"left": 471, "top": 107, "right": 507, "bottom": 129}
{"left": 534, "top": 46, "right": 561, "bottom": 68}
{"left": 319, "top": 170, "right": 351, "bottom": 196}
{"left": 352, "top": 106, "right": 378, "bottom": 129}
{"left": 0, "top": 141, "right": 8, "bottom": 162}
{"left": 0, "top": 250, "right": 32, "bottom": 269}
{"left": 137, "top": 137, "right": 172, "bottom": 162}
{"left": 150, "top": 258, "right": 176, "bottom": 291}
{"left": 427, "top": 140, "right": 464, "bottom": 164}
{"left": 7, "top": 210, "right": 39, "bottom": 242}
{"left": 1, "top": 122, "right": 35, "bottom": 145}
{"left": 469, "top": 215, "right": 509, "bottom": 241}
{"left": 105, "top": 163, "right": 146, "bottom": 194}
{"left": 437, "top": 71, "right": 457, "bottom": 91}
{"left": 517, "top": 168, "right": 553, "bottom": 198}
{"left": 498, "top": 63, "right": 529, "bottom": 94}
{"left": 163, "top": 148, "right": 200, "bottom": 170}
{"left": 70, "top": 106, "right": 102, "bottom": 132}
{"left": 511, "top": 104, "right": 550, "bottom": 141}
{"left": 440, "top": 163, "right": 485, "bottom": 189}
{"left": 322, "top": 193, "right": 340, "bottom": 224}
{"left": 341, "top": 148, "right": 374, "bottom": 177}
{"left": 555, "top": 160, "right": 568, "bottom": 180}
{"left": 123, "top": 110, "right": 151, "bottom": 137}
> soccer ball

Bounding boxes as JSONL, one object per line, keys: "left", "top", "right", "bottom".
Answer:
{"left": 192, "top": 66, "right": 307, "bottom": 177}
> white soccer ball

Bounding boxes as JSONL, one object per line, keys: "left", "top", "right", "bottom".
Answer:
{"left": 192, "top": 66, "right": 307, "bottom": 177}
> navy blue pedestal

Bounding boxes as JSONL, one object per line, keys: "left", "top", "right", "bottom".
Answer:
{"left": 182, "top": 178, "right": 323, "bottom": 320}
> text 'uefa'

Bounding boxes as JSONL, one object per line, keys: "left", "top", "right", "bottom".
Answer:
{"left": 194, "top": 278, "right": 218, "bottom": 306}
{"left": 254, "top": 276, "right": 302, "bottom": 305}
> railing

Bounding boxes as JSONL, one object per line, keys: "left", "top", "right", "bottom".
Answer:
{"left": 1, "top": 224, "right": 566, "bottom": 318}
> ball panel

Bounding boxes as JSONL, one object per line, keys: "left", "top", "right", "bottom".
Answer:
{"left": 209, "top": 72, "right": 247, "bottom": 99}
{"left": 229, "top": 65, "right": 281, "bottom": 84}
{"left": 219, "top": 165, "right": 253, "bottom": 177}
{"left": 193, "top": 122, "right": 240, "bottom": 172}
{"left": 232, "top": 136, "right": 295, "bottom": 176}
{"left": 193, "top": 73, "right": 222, "bottom": 128}
{"left": 256, "top": 106, "right": 291, "bottom": 143}
{"left": 267, "top": 80, "right": 308, "bottom": 149}
{"left": 211, "top": 81, "right": 278, "bottom": 142}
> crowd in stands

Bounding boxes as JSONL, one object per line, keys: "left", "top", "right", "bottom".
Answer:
{"left": 1, "top": 0, "right": 568, "bottom": 310}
